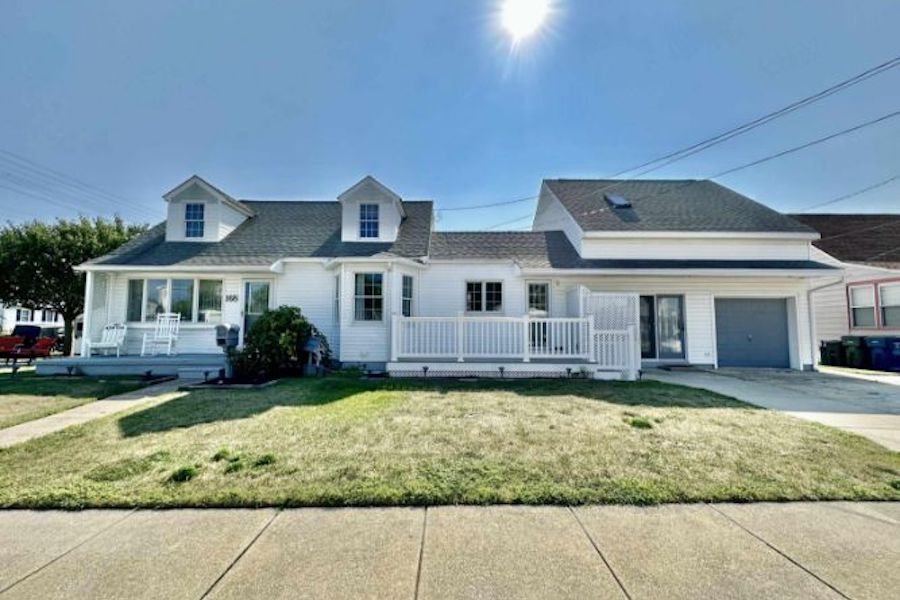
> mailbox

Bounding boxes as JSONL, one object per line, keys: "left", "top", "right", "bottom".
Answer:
{"left": 215, "top": 324, "right": 240, "bottom": 350}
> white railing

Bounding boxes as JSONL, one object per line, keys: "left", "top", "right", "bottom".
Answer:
{"left": 392, "top": 314, "right": 598, "bottom": 363}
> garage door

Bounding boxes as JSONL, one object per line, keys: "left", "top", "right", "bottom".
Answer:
{"left": 715, "top": 299, "right": 790, "bottom": 368}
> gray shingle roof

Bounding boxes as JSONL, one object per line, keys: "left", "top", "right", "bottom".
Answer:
{"left": 87, "top": 200, "right": 433, "bottom": 267}
{"left": 544, "top": 179, "right": 816, "bottom": 234}
{"left": 788, "top": 213, "right": 900, "bottom": 267}
{"left": 429, "top": 231, "right": 834, "bottom": 271}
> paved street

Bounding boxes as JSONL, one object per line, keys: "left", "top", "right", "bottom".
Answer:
{"left": 646, "top": 367, "right": 900, "bottom": 450}
{"left": 0, "top": 503, "right": 897, "bottom": 599}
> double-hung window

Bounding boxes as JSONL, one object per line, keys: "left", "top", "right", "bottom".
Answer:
{"left": 359, "top": 203, "right": 379, "bottom": 238}
{"left": 354, "top": 273, "right": 383, "bottom": 321}
{"left": 466, "top": 281, "right": 502, "bottom": 313}
{"left": 402, "top": 275, "right": 413, "bottom": 317}
{"left": 16, "top": 308, "right": 31, "bottom": 322}
{"left": 879, "top": 284, "right": 900, "bottom": 327}
{"left": 849, "top": 285, "right": 876, "bottom": 328}
{"left": 126, "top": 278, "right": 224, "bottom": 324}
{"left": 184, "top": 203, "right": 205, "bottom": 238}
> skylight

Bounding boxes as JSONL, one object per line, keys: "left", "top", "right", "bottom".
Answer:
{"left": 604, "top": 193, "right": 631, "bottom": 208}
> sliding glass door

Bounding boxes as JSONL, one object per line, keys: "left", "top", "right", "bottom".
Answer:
{"left": 639, "top": 295, "right": 685, "bottom": 360}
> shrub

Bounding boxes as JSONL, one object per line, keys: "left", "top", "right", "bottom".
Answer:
{"left": 625, "top": 416, "right": 653, "bottom": 429}
{"left": 229, "top": 305, "right": 331, "bottom": 380}
{"left": 169, "top": 465, "right": 199, "bottom": 483}
{"left": 254, "top": 453, "right": 277, "bottom": 467}
{"left": 212, "top": 447, "right": 231, "bottom": 462}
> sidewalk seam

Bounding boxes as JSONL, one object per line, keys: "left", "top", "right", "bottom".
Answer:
{"left": 198, "top": 508, "right": 282, "bottom": 599}
{"left": 0, "top": 508, "right": 138, "bottom": 595}
{"left": 707, "top": 505, "right": 853, "bottom": 600}
{"left": 413, "top": 507, "right": 428, "bottom": 600}
{"left": 567, "top": 506, "right": 632, "bottom": 600}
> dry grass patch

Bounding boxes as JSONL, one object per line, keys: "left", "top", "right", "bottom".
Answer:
{"left": 0, "top": 375, "right": 897, "bottom": 508}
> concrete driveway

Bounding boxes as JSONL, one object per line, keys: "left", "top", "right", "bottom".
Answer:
{"left": 646, "top": 367, "right": 900, "bottom": 450}
{"left": 0, "top": 503, "right": 897, "bottom": 599}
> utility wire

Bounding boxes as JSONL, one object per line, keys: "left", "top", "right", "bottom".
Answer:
{"left": 485, "top": 213, "right": 534, "bottom": 230}
{"left": 433, "top": 54, "right": 900, "bottom": 216}
{"left": 438, "top": 194, "right": 536, "bottom": 211}
{"left": 793, "top": 174, "right": 900, "bottom": 212}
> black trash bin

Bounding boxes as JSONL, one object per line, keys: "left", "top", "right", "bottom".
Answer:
{"left": 841, "top": 335, "right": 869, "bottom": 369}
{"left": 819, "top": 340, "right": 844, "bottom": 366}
{"left": 886, "top": 337, "right": 900, "bottom": 372}
{"left": 864, "top": 337, "right": 891, "bottom": 371}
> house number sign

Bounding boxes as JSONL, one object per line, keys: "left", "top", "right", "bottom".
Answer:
{"left": 225, "top": 294, "right": 239, "bottom": 302}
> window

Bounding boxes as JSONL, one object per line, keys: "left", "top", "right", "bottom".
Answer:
{"left": 359, "top": 203, "right": 379, "bottom": 238}
{"left": 41, "top": 309, "right": 58, "bottom": 322}
{"left": 184, "top": 203, "right": 205, "bottom": 238}
{"left": 145, "top": 279, "right": 168, "bottom": 322}
{"left": 527, "top": 282, "right": 549, "bottom": 314}
{"left": 849, "top": 285, "right": 876, "bottom": 328}
{"left": 402, "top": 275, "right": 413, "bottom": 317}
{"left": 126, "top": 280, "right": 143, "bottom": 322}
{"left": 15, "top": 308, "right": 31, "bottom": 322}
{"left": 198, "top": 280, "right": 223, "bottom": 323}
{"left": 126, "top": 278, "right": 223, "bottom": 323}
{"left": 466, "top": 281, "right": 503, "bottom": 312}
{"left": 354, "top": 273, "right": 383, "bottom": 320}
{"left": 880, "top": 284, "right": 900, "bottom": 327}
{"left": 170, "top": 279, "right": 194, "bottom": 321}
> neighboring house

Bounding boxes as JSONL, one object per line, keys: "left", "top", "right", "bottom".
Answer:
{"left": 788, "top": 213, "right": 900, "bottom": 347}
{"left": 72, "top": 175, "right": 835, "bottom": 378}
{"left": 0, "top": 304, "right": 63, "bottom": 334}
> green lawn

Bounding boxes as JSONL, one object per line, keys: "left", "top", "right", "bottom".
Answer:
{"left": 0, "top": 375, "right": 897, "bottom": 508}
{"left": 0, "top": 372, "right": 148, "bottom": 430}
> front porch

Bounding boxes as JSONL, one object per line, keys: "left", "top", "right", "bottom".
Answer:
{"left": 36, "top": 354, "right": 227, "bottom": 379}
{"left": 388, "top": 297, "right": 641, "bottom": 380}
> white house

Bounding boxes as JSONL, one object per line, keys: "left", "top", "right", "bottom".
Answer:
{"left": 57, "top": 175, "right": 836, "bottom": 379}
{"left": 0, "top": 304, "right": 63, "bottom": 334}
{"left": 788, "top": 214, "right": 900, "bottom": 349}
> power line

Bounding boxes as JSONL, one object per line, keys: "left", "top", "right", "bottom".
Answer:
{"left": 794, "top": 174, "right": 900, "bottom": 212}
{"left": 0, "top": 150, "right": 159, "bottom": 220}
{"left": 437, "top": 194, "right": 536, "bottom": 212}
{"left": 614, "top": 109, "right": 900, "bottom": 213}
{"left": 606, "top": 54, "right": 900, "bottom": 180}
{"left": 485, "top": 213, "right": 534, "bottom": 230}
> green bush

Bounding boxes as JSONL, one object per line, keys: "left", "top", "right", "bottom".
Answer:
{"left": 169, "top": 465, "right": 199, "bottom": 483}
{"left": 229, "top": 305, "right": 331, "bottom": 380}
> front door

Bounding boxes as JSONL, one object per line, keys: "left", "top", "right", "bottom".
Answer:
{"left": 243, "top": 281, "right": 271, "bottom": 340}
{"left": 639, "top": 294, "right": 686, "bottom": 360}
{"left": 527, "top": 282, "right": 550, "bottom": 349}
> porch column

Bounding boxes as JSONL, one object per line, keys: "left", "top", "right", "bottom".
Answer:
{"left": 80, "top": 270, "right": 94, "bottom": 357}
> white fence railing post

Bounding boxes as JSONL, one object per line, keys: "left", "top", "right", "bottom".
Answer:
{"left": 587, "top": 314, "right": 596, "bottom": 362}
{"left": 522, "top": 315, "right": 530, "bottom": 363}
{"left": 390, "top": 313, "right": 400, "bottom": 362}
{"left": 456, "top": 312, "right": 465, "bottom": 362}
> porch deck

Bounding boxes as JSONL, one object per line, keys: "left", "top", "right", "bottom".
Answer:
{"left": 35, "top": 354, "right": 227, "bottom": 379}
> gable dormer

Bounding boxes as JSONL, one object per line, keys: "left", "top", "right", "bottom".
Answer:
{"left": 162, "top": 175, "right": 255, "bottom": 242}
{"left": 338, "top": 176, "right": 406, "bottom": 243}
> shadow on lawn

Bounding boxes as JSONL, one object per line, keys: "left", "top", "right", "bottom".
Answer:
{"left": 117, "top": 375, "right": 757, "bottom": 437}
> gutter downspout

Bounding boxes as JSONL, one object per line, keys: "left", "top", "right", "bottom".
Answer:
{"left": 807, "top": 276, "right": 845, "bottom": 370}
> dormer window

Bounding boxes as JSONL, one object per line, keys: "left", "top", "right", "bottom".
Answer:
{"left": 184, "top": 203, "right": 205, "bottom": 238}
{"left": 359, "top": 203, "right": 379, "bottom": 238}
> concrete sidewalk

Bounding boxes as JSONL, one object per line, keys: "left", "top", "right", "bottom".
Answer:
{"left": 645, "top": 367, "right": 900, "bottom": 451}
{"left": 0, "top": 379, "right": 188, "bottom": 449}
{"left": 0, "top": 503, "right": 896, "bottom": 599}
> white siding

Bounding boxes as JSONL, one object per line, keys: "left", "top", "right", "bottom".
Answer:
{"left": 274, "top": 262, "right": 340, "bottom": 355}
{"left": 339, "top": 178, "right": 403, "bottom": 243}
{"left": 165, "top": 182, "right": 249, "bottom": 243}
{"left": 338, "top": 262, "right": 392, "bottom": 364}
{"left": 563, "top": 276, "right": 814, "bottom": 369}
{"left": 579, "top": 237, "right": 811, "bottom": 260}
{"left": 806, "top": 248, "right": 900, "bottom": 347}
{"left": 531, "top": 184, "right": 584, "bottom": 254}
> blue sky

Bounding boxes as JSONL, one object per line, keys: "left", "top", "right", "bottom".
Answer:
{"left": 1, "top": 0, "right": 898, "bottom": 229}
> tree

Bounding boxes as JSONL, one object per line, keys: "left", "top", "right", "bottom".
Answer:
{"left": 0, "top": 217, "right": 147, "bottom": 355}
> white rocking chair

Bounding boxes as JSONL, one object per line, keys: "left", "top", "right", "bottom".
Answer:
{"left": 141, "top": 313, "right": 180, "bottom": 356}
{"left": 84, "top": 323, "right": 128, "bottom": 357}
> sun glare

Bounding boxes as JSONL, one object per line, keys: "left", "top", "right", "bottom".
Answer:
{"left": 500, "top": 0, "right": 551, "bottom": 42}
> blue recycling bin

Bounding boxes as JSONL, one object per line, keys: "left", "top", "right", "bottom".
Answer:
{"left": 865, "top": 337, "right": 900, "bottom": 372}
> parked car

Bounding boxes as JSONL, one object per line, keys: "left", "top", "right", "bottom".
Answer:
{"left": 0, "top": 325, "right": 57, "bottom": 364}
